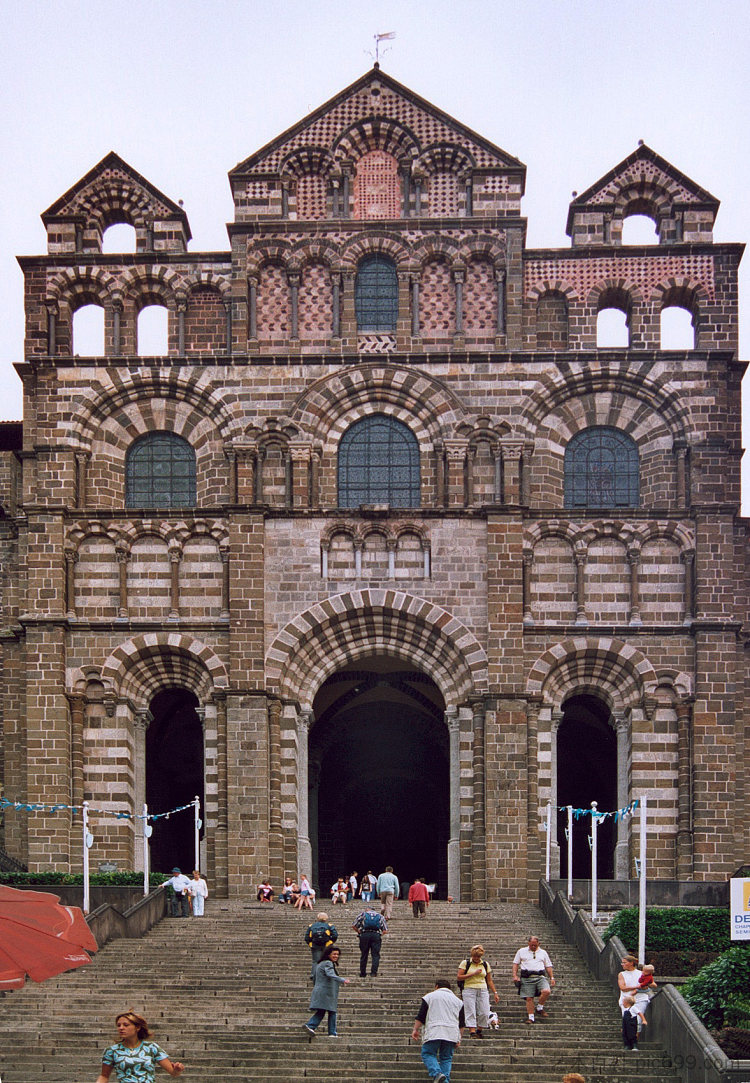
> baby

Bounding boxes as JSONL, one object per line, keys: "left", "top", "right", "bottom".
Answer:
{"left": 637, "top": 963, "right": 656, "bottom": 990}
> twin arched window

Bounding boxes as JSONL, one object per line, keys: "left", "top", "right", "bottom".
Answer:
{"left": 564, "top": 427, "right": 639, "bottom": 508}
{"left": 338, "top": 415, "right": 420, "bottom": 508}
{"left": 126, "top": 432, "right": 196, "bottom": 508}
{"left": 355, "top": 256, "right": 398, "bottom": 332}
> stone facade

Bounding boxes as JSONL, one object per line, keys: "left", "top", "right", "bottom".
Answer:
{"left": 1, "top": 67, "right": 747, "bottom": 899}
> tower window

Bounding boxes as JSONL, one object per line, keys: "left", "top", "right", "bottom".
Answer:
{"left": 126, "top": 432, "right": 196, "bottom": 509}
{"left": 338, "top": 414, "right": 419, "bottom": 508}
{"left": 564, "top": 427, "right": 639, "bottom": 508}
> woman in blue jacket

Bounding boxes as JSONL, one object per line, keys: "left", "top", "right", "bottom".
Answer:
{"left": 303, "top": 946, "right": 349, "bottom": 1037}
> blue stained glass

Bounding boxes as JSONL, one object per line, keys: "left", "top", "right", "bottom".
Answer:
{"left": 338, "top": 415, "right": 420, "bottom": 508}
{"left": 564, "top": 427, "right": 639, "bottom": 508}
{"left": 126, "top": 432, "right": 196, "bottom": 509}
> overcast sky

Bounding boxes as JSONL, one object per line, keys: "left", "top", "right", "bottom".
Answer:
{"left": 1, "top": 0, "right": 748, "bottom": 506}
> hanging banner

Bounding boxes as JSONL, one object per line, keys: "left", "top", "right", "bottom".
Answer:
{"left": 730, "top": 877, "right": 750, "bottom": 941}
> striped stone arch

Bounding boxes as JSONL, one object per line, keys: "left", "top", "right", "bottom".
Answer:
{"left": 289, "top": 238, "right": 341, "bottom": 272}
{"left": 64, "top": 368, "right": 240, "bottom": 449}
{"left": 322, "top": 521, "right": 358, "bottom": 547}
{"left": 68, "top": 178, "right": 157, "bottom": 228}
{"left": 118, "top": 265, "right": 187, "bottom": 307}
{"left": 415, "top": 143, "right": 476, "bottom": 176}
{"left": 524, "top": 519, "right": 577, "bottom": 549}
{"left": 650, "top": 275, "right": 712, "bottom": 307}
{"left": 526, "top": 278, "right": 580, "bottom": 304}
{"left": 66, "top": 519, "right": 121, "bottom": 551}
{"left": 577, "top": 519, "right": 640, "bottom": 549}
{"left": 521, "top": 361, "right": 692, "bottom": 437}
{"left": 332, "top": 117, "right": 420, "bottom": 165}
{"left": 612, "top": 180, "right": 674, "bottom": 221}
{"left": 288, "top": 363, "right": 466, "bottom": 448}
{"left": 457, "top": 234, "right": 507, "bottom": 266}
{"left": 266, "top": 589, "right": 487, "bottom": 711}
{"left": 587, "top": 277, "right": 644, "bottom": 311}
{"left": 247, "top": 240, "right": 293, "bottom": 277}
{"left": 411, "top": 235, "right": 460, "bottom": 268}
{"left": 526, "top": 637, "right": 658, "bottom": 711}
{"left": 47, "top": 266, "right": 119, "bottom": 309}
{"left": 280, "top": 146, "right": 336, "bottom": 180}
{"left": 182, "top": 270, "right": 232, "bottom": 299}
{"left": 628, "top": 520, "right": 694, "bottom": 552}
{"left": 340, "top": 231, "right": 410, "bottom": 270}
{"left": 100, "top": 632, "right": 228, "bottom": 707}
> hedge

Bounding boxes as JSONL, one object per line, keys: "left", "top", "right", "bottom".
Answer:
{"left": 602, "top": 907, "right": 731, "bottom": 952}
{"left": 682, "top": 947, "right": 750, "bottom": 1030}
{"left": 0, "top": 871, "right": 169, "bottom": 887}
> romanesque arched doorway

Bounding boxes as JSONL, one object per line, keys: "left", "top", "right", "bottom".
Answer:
{"left": 146, "top": 688, "right": 204, "bottom": 874}
{"left": 309, "top": 658, "right": 449, "bottom": 897}
{"left": 556, "top": 693, "right": 617, "bottom": 879}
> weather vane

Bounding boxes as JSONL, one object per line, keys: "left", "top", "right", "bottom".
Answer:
{"left": 370, "top": 31, "right": 395, "bottom": 65}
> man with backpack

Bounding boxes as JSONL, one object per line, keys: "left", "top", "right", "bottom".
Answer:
{"left": 456, "top": 944, "right": 499, "bottom": 1038}
{"left": 352, "top": 906, "right": 388, "bottom": 977}
{"left": 304, "top": 911, "right": 338, "bottom": 982}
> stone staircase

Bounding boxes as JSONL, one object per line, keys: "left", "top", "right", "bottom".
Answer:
{"left": 0, "top": 899, "right": 685, "bottom": 1083}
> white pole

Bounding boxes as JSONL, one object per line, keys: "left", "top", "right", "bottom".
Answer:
{"left": 82, "top": 800, "right": 90, "bottom": 914}
{"left": 567, "top": 805, "right": 573, "bottom": 899}
{"left": 545, "top": 801, "right": 552, "bottom": 882}
{"left": 142, "top": 803, "right": 150, "bottom": 897}
{"left": 591, "top": 801, "right": 598, "bottom": 922}
{"left": 638, "top": 796, "right": 647, "bottom": 966}
{"left": 194, "top": 795, "right": 201, "bottom": 872}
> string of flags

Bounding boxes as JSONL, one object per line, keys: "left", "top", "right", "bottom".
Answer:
{"left": 0, "top": 796, "right": 196, "bottom": 822}
{"left": 554, "top": 798, "right": 640, "bottom": 824}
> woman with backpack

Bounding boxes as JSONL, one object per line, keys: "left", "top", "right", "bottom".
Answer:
{"left": 456, "top": 944, "right": 499, "bottom": 1038}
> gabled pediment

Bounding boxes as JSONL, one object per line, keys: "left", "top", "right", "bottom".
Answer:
{"left": 43, "top": 151, "right": 191, "bottom": 235}
{"left": 230, "top": 67, "right": 525, "bottom": 179}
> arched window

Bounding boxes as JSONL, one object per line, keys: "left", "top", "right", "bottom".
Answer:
{"left": 72, "top": 303, "right": 105, "bottom": 356}
{"left": 355, "top": 256, "right": 398, "bottom": 332}
{"left": 338, "top": 415, "right": 420, "bottom": 508}
{"left": 564, "top": 427, "right": 639, "bottom": 508}
{"left": 126, "top": 432, "right": 196, "bottom": 509}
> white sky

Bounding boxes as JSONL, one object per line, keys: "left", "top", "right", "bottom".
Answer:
{"left": 1, "top": 0, "right": 748, "bottom": 508}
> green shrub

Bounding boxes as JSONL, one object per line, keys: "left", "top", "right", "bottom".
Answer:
{"left": 682, "top": 947, "right": 750, "bottom": 1029}
{"left": 0, "top": 871, "right": 168, "bottom": 887}
{"left": 602, "top": 907, "right": 731, "bottom": 952}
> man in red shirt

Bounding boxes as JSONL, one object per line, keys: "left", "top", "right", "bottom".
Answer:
{"left": 408, "top": 878, "right": 431, "bottom": 918}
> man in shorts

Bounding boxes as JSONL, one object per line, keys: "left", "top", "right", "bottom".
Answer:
{"left": 512, "top": 935, "right": 555, "bottom": 1023}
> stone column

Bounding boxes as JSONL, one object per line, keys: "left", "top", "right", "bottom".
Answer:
{"left": 452, "top": 267, "right": 464, "bottom": 340}
{"left": 177, "top": 302, "right": 186, "bottom": 357}
{"left": 288, "top": 271, "right": 300, "bottom": 341}
{"left": 321, "top": 541, "right": 329, "bottom": 580}
{"left": 459, "top": 705, "right": 474, "bottom": 899}
{"left": 64, "top": 548, "right": 78, "bottom": 618}
{"left": 248, "top": 277, "right": 258, "bottom": 342}
{"left": 422, "top": 540, "right": 431, "bottom": 579}
{"left": 493, "top": 446, "right": 503, "bottom": 503}
{"left": 627, "top": 548, "right": 642, "bottom": 625}
{"left": 296, "top": 711, "right": 313, "bottom": 877}
{"left": 411, "top": 274, "right": 420, "bottom": 336}
{"left": 574, "top": 547, "right": 587, "bottom": 624}
{"left": 354, "top": 540, "right": 363, "bottom": 579}
{"left": 501, "top": 442, "right": 523, "bottom": 504}
{"left": 465, "top": 447, "right": 476, "bottom": 507}
{"left": 289, "top": 441, "right": 311, "bottom": 509}
{"left": 401, "top": 165, "right": 411, "bottom": 215}
{"left": 133, "top": 707, "right": 152, "bottom": 872}
{"left": 495, "top": 270, "right": 506, "bottom": 338}
{"left": 310, "top": 449, "right": 321, "bottom": 508}
{"left": 267, "top": 698, "right": 284, "bottom": 885}
{"left": 443, "top": 440, "right": 467, "bottom": 508}
{"left": 446, "top": 708, "right": 461, "bottom": 901}
{"left": 225, "top": 448, "right": 237, "bottom": 504}
{"left": 116, "top": 545, "right": 129, "bottom": 619}
{"left": 224, "top": 301, "right": 232, "bottom": 355}
{"left": 68, "top": 692, "right": 86, "bottom": 822}
{"left": 522, "top": 549, "right": 534, "bottom": 624}
{"left": 471, "top": 696, "right": 487, "bottom": 900}
{"left": 682, "top": 549, "right": 695, "bottom": 623}
{"left": 331, "top": 274, "right": 341, "bottom": 338}
{"left": 220, "top": 546, "right": 230, "bottom": 618}
{"left": 614, "top": 712, "right": 630, "bottom": 879}
{"left": 46, "top": 303, "right": 57, "bottom": 356}
{"left": 387, "top": 539, "right": 396, "bottom": 579}
{"left": 112, "top": 300, "right": 122, "bottom": 355}
{"left": 526, "top": 697, "right": 542, "bottom": 893}
{"left": 75, "top": 452, "right": 89, "bottom": 508}
{"left": 676, "top": 698, "right": 694, "bottom": 878}
{"left": 675, "top": 441, "right": 688, "bottom": 508}
{"left": 551, "top": 708, "right": 563, "bottom": 876}
{"left": 168, "top": 547, "right": 181, "bottom": 620}
{"left": 435, "top": 445, "right": 446, "bottom": 508}
{"left": 214, "top": 693, "right": 229, "bottom": 896}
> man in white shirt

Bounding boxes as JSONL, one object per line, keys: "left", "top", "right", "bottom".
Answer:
{"left": 166, "top": 866, "right": 191, "bottom": 917}
{"left": 411, "top": 979, "right": 465, "bottom": 1083}
{"left": 512, "top": 935, "right": 555, "bottom": 1023}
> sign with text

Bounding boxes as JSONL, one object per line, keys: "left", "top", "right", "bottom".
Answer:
{"left": 730, "top": 877, "right": 750, "bottom": 941}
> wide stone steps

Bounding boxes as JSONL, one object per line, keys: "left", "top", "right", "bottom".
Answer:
{"left": 0, "top": 900, "right": 684, "bottom": 1083}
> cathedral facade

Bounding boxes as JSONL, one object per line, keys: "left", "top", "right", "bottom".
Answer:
{"left": 1, "top": 68, "right": 747, "bottom": 899}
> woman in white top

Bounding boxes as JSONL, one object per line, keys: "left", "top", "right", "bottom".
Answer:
{"left": 617, "top": 954, "right": 644, "bottom": 1011}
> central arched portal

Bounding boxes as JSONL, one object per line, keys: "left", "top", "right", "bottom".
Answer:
{"left": 310, "top": 658, "right": 449, "bottom": 897}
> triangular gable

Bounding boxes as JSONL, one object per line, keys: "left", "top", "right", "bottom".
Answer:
{"left": 230, "top": 67, "right": 525, "bottom": 179}
{"left": 568, "top": 142, "right": 719, "bottom": 217}
{"left": 42, "top": 151, "right": 191, "bottom": 236}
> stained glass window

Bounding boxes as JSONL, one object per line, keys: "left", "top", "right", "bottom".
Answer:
{"left": 564, "top": 427, "right": 639, "bottom": 508}
{"left": 126, "top": 432, "right": 196, "bottom": 509}
{"left": 355, "top": 255, "right": 398, "bottom": 332}
{"left": 338, "top": 415, "right": 419, "bottom": 508}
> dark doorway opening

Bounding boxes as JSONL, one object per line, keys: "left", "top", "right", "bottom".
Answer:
{"left": 146, "top": 688, "right": 203, "bottom": 874}
{"left": 311, "top": 659, "right": 448, "bottom": 897}
{"left": 557, "top": 694, "right": 617, "bottom": 879}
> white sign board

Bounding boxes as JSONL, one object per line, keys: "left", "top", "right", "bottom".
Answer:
{"left": 730, "top": 877, "right": 750, "bottom": 941}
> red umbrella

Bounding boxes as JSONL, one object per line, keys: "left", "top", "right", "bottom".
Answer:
{"left": 0, "top": 884, "right": 99, "bottom": 990}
